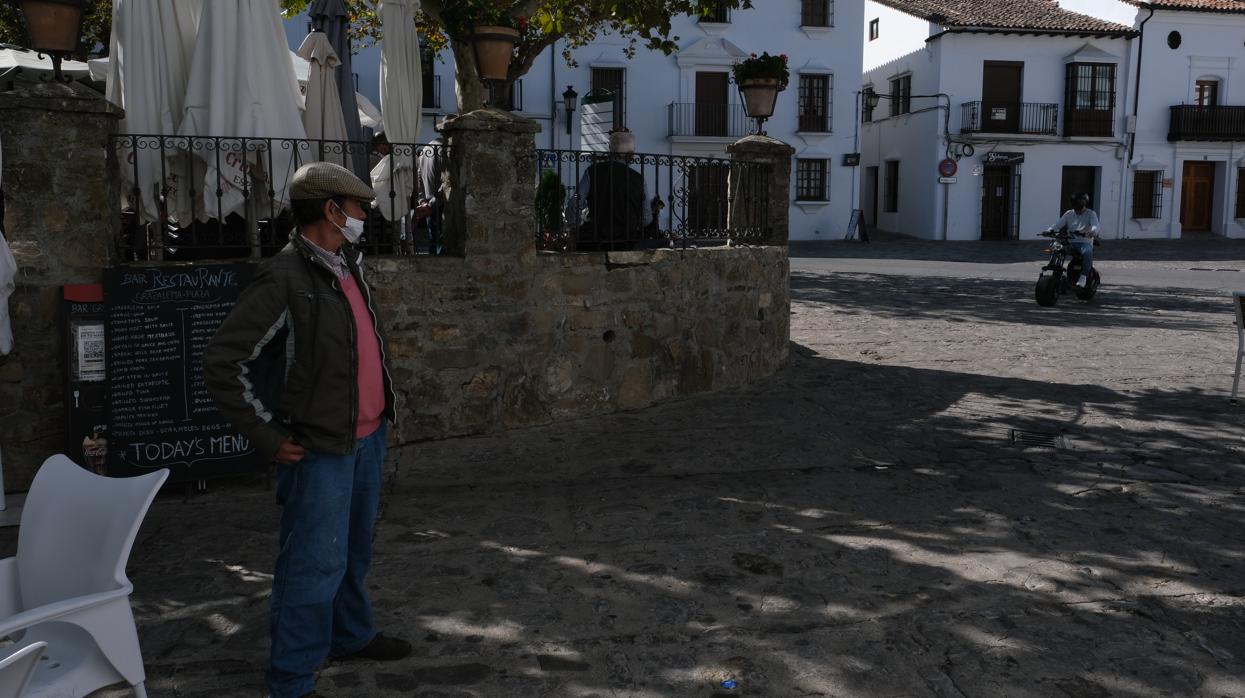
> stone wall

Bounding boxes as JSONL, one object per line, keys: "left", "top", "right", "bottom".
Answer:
{"left": 0, "top": 104, "right": 791, "bottom": 490}
{"left": 368, "top": 247, "right": 789, "bottom": 441}
{"left": 0, "top": 83, "right": 122, "bottom": 492}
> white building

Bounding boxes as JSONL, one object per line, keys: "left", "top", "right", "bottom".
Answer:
{"left": 859, "top": 0, "right": 1137, "bottom": 240}
{"left": 1069, "top": 0, "right": 1245, "bottom": 239}
{"left": 405, "top": 2, "right": 863, "bottom": 241}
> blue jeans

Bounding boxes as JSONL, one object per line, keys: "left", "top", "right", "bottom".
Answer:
{"left": 1072, "top": 240, "right": 1094, "bottom": 281}
{"left": 266, "top": 423, "right": 387, "bottom": 698}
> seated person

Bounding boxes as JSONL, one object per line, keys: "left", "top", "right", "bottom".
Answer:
{"left": 565, "top": 130, "right": 652, "bottom": 251}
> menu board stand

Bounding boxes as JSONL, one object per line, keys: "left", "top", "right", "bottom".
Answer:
{"left": 104, "top": 263, "right": 262, "bottom": 482}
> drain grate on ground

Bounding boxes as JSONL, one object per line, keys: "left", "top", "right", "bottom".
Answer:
{"left": 1009, "top": 429, "right": 1069, "bottom": 449}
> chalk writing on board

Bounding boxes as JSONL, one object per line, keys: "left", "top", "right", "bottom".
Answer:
{"left": 105, "top": 263, "right": 260, "bottom": 481}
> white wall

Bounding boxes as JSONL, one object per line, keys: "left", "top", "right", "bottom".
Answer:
{"left": 413, "top": 3, "right": 864, "bottom": 241}
{"left": 1123, "top": 9, "right": 1245, "bottom": 238}
{"left": 862, "top": 29, "right": 1134, "bottom": 241}
{"left": 861, "top": 38, "right": 944, "bottom": 238}
{"left": 863, "top": 0, "right": 933, "bottom": 73}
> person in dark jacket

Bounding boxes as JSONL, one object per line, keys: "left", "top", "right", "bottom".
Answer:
{"left": 203, "top": 161, "right": 409, "bottom": 698}
{"left": 566, "top": 129, "right": 651, "bottom": 251}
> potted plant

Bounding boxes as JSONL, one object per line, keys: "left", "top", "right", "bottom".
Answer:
{"left": 731, "top": 52, "right": 790, "bottom": 132}
{"left": 535, "top": 169, "right": 567, "bottom": 250}
{"left": 460, "top": 4, "right": 530, "bottom": 82}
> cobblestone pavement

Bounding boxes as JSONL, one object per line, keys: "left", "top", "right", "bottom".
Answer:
{"left": 35, "top": 238, "right": 1245, "bottom": 697}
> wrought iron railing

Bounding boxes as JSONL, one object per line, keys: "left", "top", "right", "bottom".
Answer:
{"left": 960, "top": 101, "right": 1058, "bottom": 136}
{"left": 532, "top": 149, "right": 772, "bottom": 252}
{"left": 668, "top": 103, "right": 752, "bottom": 138}
{"left": 111, "top": 135, "right": 450, "bottom": 261}
{"left": 1168, "top": 105, "right": 1245, "bottom": 141}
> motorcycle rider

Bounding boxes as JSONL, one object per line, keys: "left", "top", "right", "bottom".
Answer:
{"left": 1046, "top": 192, "right": 1099, "bottom": 288}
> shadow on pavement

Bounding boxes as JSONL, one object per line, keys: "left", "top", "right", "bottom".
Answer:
{"left": 75, "top": 342, "right": 1245, "bottom": 697}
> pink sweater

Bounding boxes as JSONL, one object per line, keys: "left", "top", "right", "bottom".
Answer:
{"left": 340, "top": 273, "right": 386, "bottom": 438}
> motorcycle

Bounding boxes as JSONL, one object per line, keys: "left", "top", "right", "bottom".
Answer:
{"left": 1034, "top": 228, "right": 1100, "bottom": 307}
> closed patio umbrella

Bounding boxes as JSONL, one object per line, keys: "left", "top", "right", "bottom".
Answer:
{"left": 297, "top": 31, "right": 350, "bottom": 149}
{"left": 370, "top": 0, "right": 423, "bottom": 222}
{"left": 309, "top": 0, "right": 368, "bottom": 180}
{"left": 177, "top": 0, "right": 306, "bottom": 222}
{"left": 103, "top": 0, "right": 200, "bottom": 224}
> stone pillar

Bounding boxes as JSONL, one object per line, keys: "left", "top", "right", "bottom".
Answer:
{"left": 0, "top": 82, "right": 122, "bottom": 490}
{"left": 727, "top": 135, "right": 795, "bottom": 246}
{"left": 438, "top": 109, "right": 541, "bottom": 257}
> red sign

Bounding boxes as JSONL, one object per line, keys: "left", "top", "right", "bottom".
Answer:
{"left": 938, "top": 158, "right": 958, "bottom": 177}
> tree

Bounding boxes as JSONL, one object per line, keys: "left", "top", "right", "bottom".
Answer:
{"left": 0, "top": 0, "right": 752, "bottom": 113}
{"left": 280, "top": 0, "right": 753, "bottom": 112}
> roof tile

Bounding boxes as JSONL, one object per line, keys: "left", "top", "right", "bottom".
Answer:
{"left": 874, "top": 0, "right": 1135, "bottom": 34}
{"left": 1122, "top": 0, "right": 1245, "bottom": 12}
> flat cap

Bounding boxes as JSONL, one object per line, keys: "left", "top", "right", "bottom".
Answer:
{"left": 289, "top": 161, "right": 377, "bottom": 201}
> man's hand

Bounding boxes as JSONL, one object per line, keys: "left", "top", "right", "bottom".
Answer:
{"left": 274, "top": 438, "right": 306, "bottom": 465}
{"left": 414, "top": 203, "right": 433, "bottom": 220}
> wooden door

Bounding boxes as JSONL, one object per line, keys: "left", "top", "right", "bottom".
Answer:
{"left": 1181, "top": 162, "right": 1215, "bottom": 231}
{"left": 695, "top": 72, "right": 729, "bottom": 137}
{"left": 1060, "top": 166, "right": 1097, "bottom": 217}
{"left": 982, "top": 62, "right": 1023, "bottom": 133}
{"left": 981, "top": 165, "right": 1013, "bottom": 240}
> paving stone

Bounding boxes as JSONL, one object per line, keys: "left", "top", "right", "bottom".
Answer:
{"left": 52, "top": 239, "right": 1245, "bottom": 697}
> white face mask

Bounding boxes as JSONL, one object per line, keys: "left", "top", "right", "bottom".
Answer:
{"left": 332, "top": 202, "right": 366, "bottom": 244}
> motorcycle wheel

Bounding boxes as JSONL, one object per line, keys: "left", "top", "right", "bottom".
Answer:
{"left": 1076, "top": 269, "right": 1101, "bottom": 301}
{"left": 1036, "top": 273, "right": 1059, "bottom": 307}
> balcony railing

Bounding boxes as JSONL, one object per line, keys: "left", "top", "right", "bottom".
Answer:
{"left": 1168, "top": 105, "right": 1245, "bottom": 141}
{"left": 668, "top": 103, "right": 751, "bottom": 139}
{"left": 960, "top": 101, "right": 1058, "bottom": 136}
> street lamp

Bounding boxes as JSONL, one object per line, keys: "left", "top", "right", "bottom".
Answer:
{"left": 562, "top": 85, "right": 578, "bottom": 135}
{"left": 12, "top": 0, "right": 85, "bottom": 83}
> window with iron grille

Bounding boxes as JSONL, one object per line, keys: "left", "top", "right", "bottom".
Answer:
{"left": 1064, "top": 63, "right": 1116, "bottom": 136}
{"left": 798, "top": 74, "right": 832, "bottom": 132}
{"left": 801, "top": 0, "right": 833, "bottom": 27}
{"left": 486, "top": 79, "right": 524, "bottom": 111}
{"left": 591, "top": 67, "right": 627, "bottom": 129}
{"left": 884, "top": 160, "right": 899, "bottom": 212}
{"left": 797, "top": 159, "right": 829, "bottom": 201}
{"left": 1132, "top": 170, "right": 1162, "bottom": 219}
{"left": 862, "top": 84, "right": 875, "bottom": 123}
{"left": 421, "top": 40, "right": 436, "bottom": 107}
{"left": 701, "top": 1, "right": 730, "bottom": 23}
{"left": 889, "top": 75, "right": 911, "bottom": 116}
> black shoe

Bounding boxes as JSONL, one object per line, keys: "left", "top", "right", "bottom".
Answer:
{"left": 335, "top": 633, "right": 412, "bottom": 662}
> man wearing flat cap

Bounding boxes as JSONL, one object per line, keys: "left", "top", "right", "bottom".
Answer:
{"left": 204, "top": 161, "right": 409, "bottom": 698}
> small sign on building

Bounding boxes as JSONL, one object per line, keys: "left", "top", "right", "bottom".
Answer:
{"left": 983, "top": 151, "right": 1025, "bottom": 165}
{"left": 842, "top": 153, "right": 861, "bottom": 167}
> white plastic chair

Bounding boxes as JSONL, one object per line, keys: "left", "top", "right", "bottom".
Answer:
{"left": 0, "top": 455, "right": 168, "bottom": 698}
{"left": 0, "top": 642, "right": 46, "bottom": 698}
{"left": 1233, "top": 292, "right": 1245, "bottom": 402}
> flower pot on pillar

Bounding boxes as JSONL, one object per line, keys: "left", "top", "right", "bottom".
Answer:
{"left": 739, "top": 78, "right": 781, "bottom": 134}
{"left": 472, "top": 26, "right": 519, "bottom": 81}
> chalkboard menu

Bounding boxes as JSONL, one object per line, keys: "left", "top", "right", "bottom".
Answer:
{"left": 104, "top": 263, "right": 260, "bottom": 481}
